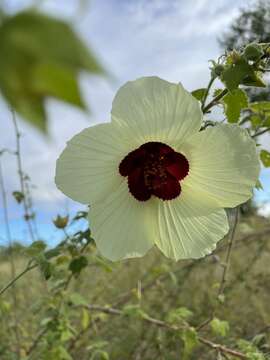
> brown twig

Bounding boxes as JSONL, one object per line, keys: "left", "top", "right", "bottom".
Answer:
{"left": 82, "top": 304, "right": 247, "bottom": 359}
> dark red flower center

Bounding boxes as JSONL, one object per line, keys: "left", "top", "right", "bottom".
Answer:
{"left": 119, "top": 142, "right": 189, "bottom": 201}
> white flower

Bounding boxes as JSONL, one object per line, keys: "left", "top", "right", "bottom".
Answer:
{"left": 55, "top": 77, "right": 260, "bottom": 261}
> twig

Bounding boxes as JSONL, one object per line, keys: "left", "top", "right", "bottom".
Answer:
{"left": 0, "top": 263, "right": 37, "bottom": 297}
{"left": 218, "top": 207, "right": 239, "bottom": 297}
{"left": 82, "top": 304, "right": 247, "bottom": 359}
{"left": 11, "top": 109, "right": 36, "bottom": 242}
{"left": 252, "top": 127, "right": 270, "bottom": 138}
{"left": 26, "top": 328, "right": 47, "bottom": 356}
{"left": 197, "top": 208, "right": 240, "bottom": 331}
{"left": 202, "top": 89, "right": 228, "bottom": 114}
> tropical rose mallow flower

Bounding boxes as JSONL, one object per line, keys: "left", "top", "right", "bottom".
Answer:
{"left": 55, "top": 77, "right": 260, "bottom": 261}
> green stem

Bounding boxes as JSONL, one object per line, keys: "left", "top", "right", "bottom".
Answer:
{"left": 201, "top": 76, "right": 215, "bottom": 110}
{"left": 252, "top": 127, "right": 270, "bottom": 138}
{"left": 0, "top": 263, "right": 37, "bottom": 297}
{"left": 202, "top": 89, "right": 228, "bottom": 114}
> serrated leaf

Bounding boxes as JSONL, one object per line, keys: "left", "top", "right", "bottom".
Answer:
{"left": 191, "top": 88, "right": 207, "bottom": 101}
{"left": 0, "top": 11, "right": 104, "bottom": 132}
{"left": 250, "top": 102, "right": 270, "bottom": 127}
{"left": 210, "top": 317, "right": 230, "bottom": 337}
{"left": 220, "top": 59, "right": 265, "bottom": 91}
{"left": 222, "top": 89, "right": 248, "bottom": 123}
{"left": 181, "top": 327, "right": 199, "bottom": 360}
{"left": 167, "top": 307, "right": 193, "bottom": 324}
{"left": 221, "top": 60, "right": 252, "bottom": 91}
{"left": 260, "top": 150, "right": 270, "bottom": 167}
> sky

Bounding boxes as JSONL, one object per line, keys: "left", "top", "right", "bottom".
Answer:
{"left": 0, "top": 0, "right": 269, "bottom": 246}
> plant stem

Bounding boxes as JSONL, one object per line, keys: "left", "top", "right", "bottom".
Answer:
{"left": 11, "top": 109, "right": 36, "bottom": 242}
{"left": 0, "top": 159, "right": 21, "bottom": 358}
{"left": 202, "top": 89, "right": 228, "bottom": 114}
{"left": 252, "top": 127, "right": 270, "bottom": 138}
{"left": 82, "top": 304, "right": 247, "bottom": 359}
{"left": 201, "top": 76, "right": 215, "bottom": 110}
{"left": 0, "top": 263, "right": 37, "bottom": 297}
{"left": 218, "top": 207, "right": 239, "bottom": 297}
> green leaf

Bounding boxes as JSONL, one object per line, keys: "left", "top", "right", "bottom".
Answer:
{"left": 39, "top": 258, "right": 53, "bottom": 280}
{"left": 12, "top": 191, "right": 24, "bottom": 203}
{"left": 44, "top": 247, "right": 61, "bottom": 260}
{"left": 25, "top": 240, "right": 47, "bottom": 257}
{"left": 222, "top": 89, "right": 248, "bottom": 123}
{"left": 167, "top": 307, "right": 193, "bottom": 324}
{"left": 243, "top": 43, "right": 264, "bottom": 61}
{"left": 260, "top": 150, "right": 270, "bottom": 167}
{"left": 81, "top": 308, "right": 90, "bottom": 330}
{"left": 220, "top": 59, "right": 265, "bottom": 91}
{"left": 69, "top": 293, "right": 88, "bottom": 306}
{"left": 69, "top": 255, "right": 88, "bottom": 275}
{"left": 255, "top": 179, "right": 263, "bottom": 190}
{"left": 31, "top": 63, "right": 85, "bottom": 108}
{"left": 0, "top": 11, "right": 104, "bottom": 132}
{"left": 191, "top": 88, "right": 207, "bottom": 101}
{"left": 250, "top": 101, "right": 270, "bottom": 113}
{"left": 210, "top": 317, "right": 230, "bottom": 337}
{"left": 122, "top": 304, "right": 147, "bottom": 319}
{"left": 250, "top": 102, "right": 270, "bottom": 127}
{"left": 181, "top": 327, "right": 199, "bottom": 360}
{"left": 221, "top": 60, "right": 252, "bottom": 91}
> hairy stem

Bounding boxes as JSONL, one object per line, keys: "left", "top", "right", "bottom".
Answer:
{"left": 202, "top": 89, "right": 228, "bottom": 114}
{"left": 11, "top": 109, "right": 36, "bottom": 242}
{"left": 201, "top": 76, "right": 215, "bottom": 110}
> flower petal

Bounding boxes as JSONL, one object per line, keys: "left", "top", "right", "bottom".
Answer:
{"left": 155, "top": 200, "right": 229, "bottom": 260}
{"left": 111, "top": 76, "right": 202, "bottom": 145}
{"left": 55, "top": 122, "right": 140, "bottom": 204}
{"left": 179, "top": 124, "right": 260, "bottom": 212}
{"left": 90, "top": 182, "right": 158, "bottom": 261}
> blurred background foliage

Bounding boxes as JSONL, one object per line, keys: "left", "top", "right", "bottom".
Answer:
{"left": 0, "top": 0, "right": 270, "bottom": 359}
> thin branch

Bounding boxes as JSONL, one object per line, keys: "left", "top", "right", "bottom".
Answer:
{"left": 82, "top": 304, "right": 247, "bottom": 359}
{"left": 0, "top": 159, "right": 21, "bottom": 358}
{"left": 252, "top": 127, "right": 270, "bottom": 138}
{"left": 11, "top": 109, "right": 36, "bottom": 242}
{"left": 202, "top": 89, "right": 228, "bottom": 114}
{"left": 201, "top": 76, "right": 216, "bottom": 109}
{"left": 0, "top": 263, "right": 37, "bottom": 297}
{"left": 218, "top": 208, "right": 239, "bottom": 297}
{"left": 26, "top": 328, "right": 47, "bottom": 356}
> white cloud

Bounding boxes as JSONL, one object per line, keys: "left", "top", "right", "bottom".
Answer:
{"left": 0, "top": 0, "right": 266, "bottom": 219}
{"left": 258, "top": 202, "right": 270, "bottom": 218}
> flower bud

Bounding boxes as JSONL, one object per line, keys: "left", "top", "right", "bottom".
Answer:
{"left": 53, "top": 215, "right": 69, "bottom": 229}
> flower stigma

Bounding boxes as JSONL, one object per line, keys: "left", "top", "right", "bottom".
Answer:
{"left": 119, "top": 142, "right": 189, "bottom": 201}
